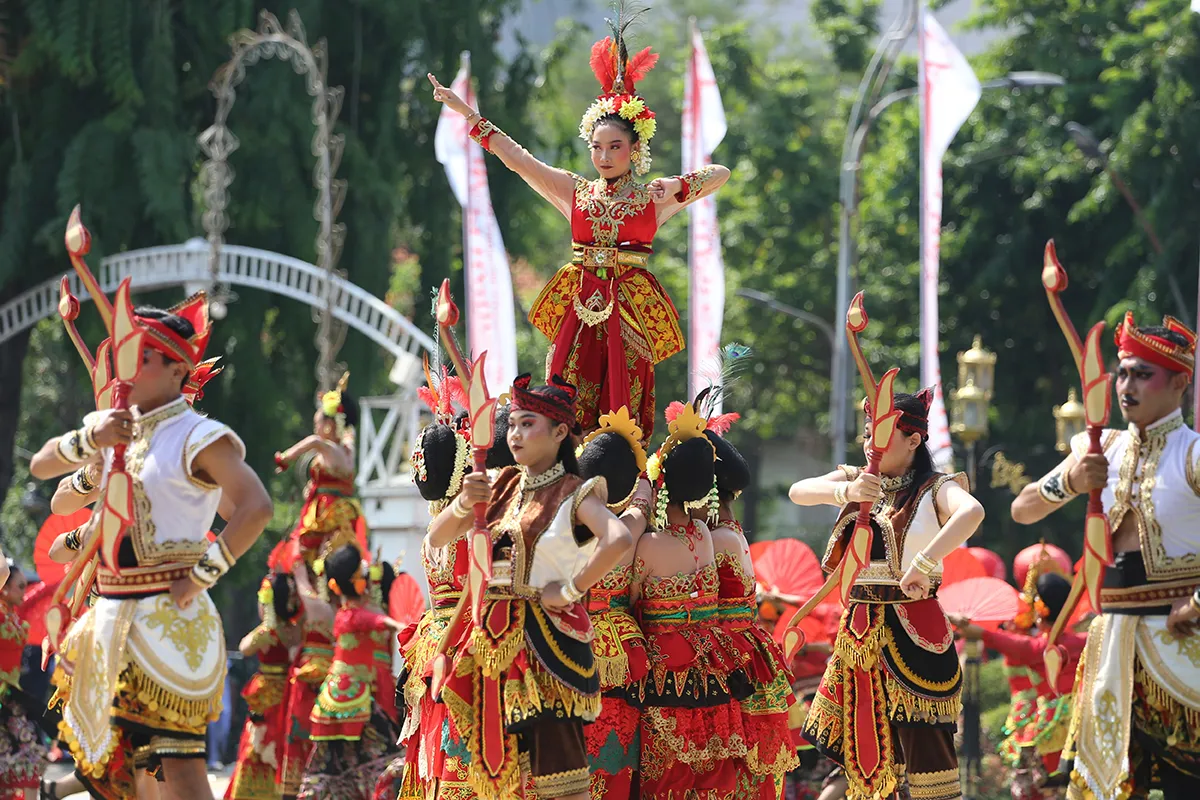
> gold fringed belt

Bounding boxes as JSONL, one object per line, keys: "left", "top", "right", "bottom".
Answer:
{"left": 571, "top": 244, "right": 648, "bottom": 278}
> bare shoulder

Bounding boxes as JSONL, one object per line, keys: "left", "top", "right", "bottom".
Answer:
{"left": 709, "top": 524, "right": 743, "bottom": 555}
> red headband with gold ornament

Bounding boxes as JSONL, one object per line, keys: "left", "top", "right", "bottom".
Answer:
{"left": 510, "top": 373, "right": 579, "bottom": 430}
{"left": 1115, "top": 312, "right": 1197, "bottom": 378}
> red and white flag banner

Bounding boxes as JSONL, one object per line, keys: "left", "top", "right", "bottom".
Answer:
{"left": 434, "top": 52, "right": 518, "bottom": 392}
{"left": 919, "top": 11, "right": 980, "bottom": 468}
{"left": 683, "top": 24, "right": 728, "bottom": 409}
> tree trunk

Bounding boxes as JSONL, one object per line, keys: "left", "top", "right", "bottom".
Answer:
{"left": 0, "top": 329, "right": 32, "bottom": 527}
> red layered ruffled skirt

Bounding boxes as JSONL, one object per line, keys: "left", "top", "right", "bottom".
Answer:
{"left": 585, "top": 597, "right": 650, "bottom": 800}
{"left": 278, "top": 641, "right": 333, "bottom": 796}
{"left": 638, "top": 590, "right": 753, "bottom": 799}
{"left": 226, "top": 668, "right": 288, "bottom": 800}
{"left": 719, "top": 600, "right": 801, "bottom": 797}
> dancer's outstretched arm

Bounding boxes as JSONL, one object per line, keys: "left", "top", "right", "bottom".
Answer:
{"left": 650, "top": 165, "right": 731, "bottom": 225}
{"left": 429, "top": 73, "right": 576, "bottom": 218}
{"left": 1011, "top": 448, "right": 1106, "bottom": 525}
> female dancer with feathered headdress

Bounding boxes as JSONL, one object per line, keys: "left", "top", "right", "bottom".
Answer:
{"left": 429, "top": 1, "right": 730, "bottom": 440}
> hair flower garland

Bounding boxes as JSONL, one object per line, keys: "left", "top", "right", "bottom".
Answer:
{"left": 580, "top": 31, "right": 660, "bottom": 176}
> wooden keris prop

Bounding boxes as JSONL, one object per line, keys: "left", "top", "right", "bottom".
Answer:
{"left": 782, "top": 293, "right": 901, "bottom": 661}
{"left": 43, "top": 208, "right": 145, "bottom": 656}
{"left": 429, "top": 279, "right": 499, "bottom": 700}
{"left": 1041, "top": 241, "right": 1113, "bottom": 689}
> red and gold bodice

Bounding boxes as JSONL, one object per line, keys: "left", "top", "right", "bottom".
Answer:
{"left": 569, "top": 173, "right": 658, "bottom": 250}
{"left": 293, "top": 616, "right": 335, "bottom": 688}
{"left": 304, "top": 462, "right": 356, "bottom": 503}
{"left": 311, "top": 605, "right": 395, "bottom": 740}
{"left": 588, "top": 561, "right": 635, "bottom": 615}
{"left": 529, "top": 175, "right": 683, "bottom": 370}
{"left": 421, "top": 535, "right": 468, "bottom": 609}
{"left": 637, "top": 561, "right": 720, "bottom": 635}
{"left": 242, "top": 625, "right": 291, "bottom": 717}
{"left": 0, "top": 602, "right": 27, "bottom": 691}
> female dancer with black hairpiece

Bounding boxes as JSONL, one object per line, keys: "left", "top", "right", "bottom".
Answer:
{"left": 576, "top": 408, "right": 653, "bottom": 799}
{"left": 428, "top": 5, "right": 729, "bottom": 439}
{"left": 788, "top": 390, "right": 985, "bottom": 800}
{"left": 635, "top": 401, "right": 751, "bottom": 800}
{"left": 431, "top": 374, "right": 634, "bottom": 800}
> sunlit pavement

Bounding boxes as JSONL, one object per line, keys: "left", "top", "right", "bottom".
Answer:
{"left": 43, "top": 761, "right": 232, "bottom": 798}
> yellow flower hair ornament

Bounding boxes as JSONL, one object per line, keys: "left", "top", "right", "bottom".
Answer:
{"left": 649, "top": 402, "right": 716, "bottom": 527}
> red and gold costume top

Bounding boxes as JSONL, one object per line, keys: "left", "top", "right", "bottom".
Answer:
{"left": 587, "top": 561, "right": 649, "bottom": 693}
{"left": 241, "top": 624, "right": 291, "bottom": 718}
{"left": 398, "top": 536, "right": 467, "bottom": 704}
{"left": 310, "top": 604, "right": 395, "bottom": 741}
{"left": 0, "top": 599, "right": 27, "bottom": 693}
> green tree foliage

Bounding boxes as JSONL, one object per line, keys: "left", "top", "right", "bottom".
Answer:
{"left": 0, "top": 0, "right": 528, "bottom": 642}
{"left": 847, "top": 0, "right": 1200, "bottom": 561}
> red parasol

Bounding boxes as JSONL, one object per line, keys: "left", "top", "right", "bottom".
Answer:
{"left": 33, "top": 509, "right": 93, "bottom": 585}
{"left": 940, "top": 547, "right": 987, "bottom": 588}
{"left": 389, "top": 572, "right": 428, "bottom": 628}
{"left": 1014, "top": 542, "right": 1072, "bottom": 588}
{"left": 938, "top": 576, "right": 1022, "bottom": 630}
{"left": 754, "top": 538, "right": 824, "bottom": 598}
{"left": 20, "top": 580, "right": 60, "bottom": 646}
{"left": 748, "top": 540, "right": 773, "bottom": 567}
{"left": 967, "top": 547, "right": 1006, "bottom": 581}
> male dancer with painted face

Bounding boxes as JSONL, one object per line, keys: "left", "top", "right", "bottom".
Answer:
{"left": 29, "top": 297, "right": 273, "bottom": 800}
{"left": 1012, "top": 313, "right": 1200, "bottom": 799}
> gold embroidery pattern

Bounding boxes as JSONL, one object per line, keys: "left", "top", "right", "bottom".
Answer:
{"left": 572, "top": 174, "right": 652, "bottom": 247}
{"left": 907, "top": 767, "right": 961, "bottom": 800}
{"left": 715, "top": 551, "right": 756, "bottom": 596}
{"left": 143, "top": 595, "right": 221, "bottom": 671}
{"left": 679, "top": 165, "right": 717, "bottom": 203}
{"left": 1112, "top": 417, "right": 1200, "bottom": 580}
{"left": 1188, "top": 440, "right": 1200, "bottom": 497}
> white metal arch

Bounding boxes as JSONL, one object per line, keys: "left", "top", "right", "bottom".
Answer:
{"left": 0, "top": 240, "right": 435, "bottom": 367}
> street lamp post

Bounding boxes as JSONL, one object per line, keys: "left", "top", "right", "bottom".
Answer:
{"left": 1054, "top": 387, "right": 1087, "bottom": 454}
{"left": 831, "top": 71, "right": 1066, "bottom": 470}
{"left": 949, "top": 334, "right": 995, "bottom": 800}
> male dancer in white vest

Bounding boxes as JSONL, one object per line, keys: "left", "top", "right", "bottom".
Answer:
{"left": 1012, "top": 313, "right": 1200, "bottom": 799}
{"left": 30, "top": 296, "right": 273, "bottom": 800}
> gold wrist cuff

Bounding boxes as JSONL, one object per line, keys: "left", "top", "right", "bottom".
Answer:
{"left": 912, "top": 551, "right": 938, "bottom": 577}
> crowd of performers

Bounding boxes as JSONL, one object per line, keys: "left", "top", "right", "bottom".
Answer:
{"left": 0, "top": 7, "right": 1198, "bottom": 800}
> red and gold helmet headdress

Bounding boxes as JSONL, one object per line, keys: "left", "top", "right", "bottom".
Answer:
{"left": 579, "top": 3, "right": 660, "bottom": 175}
{"left": 1114, "top": 312, "right": 1197, "bottom": 379}
{"left": 137, "top": 291, "right": 213, "bottom": 371}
